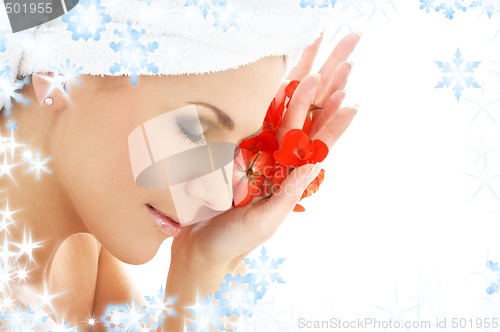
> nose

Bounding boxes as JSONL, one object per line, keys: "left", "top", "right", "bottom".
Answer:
{"left": 184, "top": 161, "right": 234, "bottom": 211}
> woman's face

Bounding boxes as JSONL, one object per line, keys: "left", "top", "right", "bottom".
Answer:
{"left": 49, "top": 56, "right": 285, "bottom": 264}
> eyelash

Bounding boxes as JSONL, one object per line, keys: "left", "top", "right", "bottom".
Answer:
{"left": 178, "top": 124, "right": 206, "bottom": 144}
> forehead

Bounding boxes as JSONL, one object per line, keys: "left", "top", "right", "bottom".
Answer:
{"left": 82, "top": 56, "right": 285, "bottom": 131}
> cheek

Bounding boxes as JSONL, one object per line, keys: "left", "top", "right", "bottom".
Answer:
{"left": 50, "top": 104, "right": 165, "bottom": 264}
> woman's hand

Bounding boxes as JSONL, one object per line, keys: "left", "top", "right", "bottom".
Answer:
{"left": 164, "top": 32, "right": 360, "bottom": 329}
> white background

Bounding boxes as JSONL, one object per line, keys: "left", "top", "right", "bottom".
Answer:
{"left": 125, "top": 1, "right": 500, "bottom": 331}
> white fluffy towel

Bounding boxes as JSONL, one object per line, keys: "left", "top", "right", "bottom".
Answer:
{"left": 0, "top": 0, "right": 333, "bottom": 86}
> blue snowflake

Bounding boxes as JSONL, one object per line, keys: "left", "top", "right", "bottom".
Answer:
{"left": 24, "top": 150, "right": 52, "bottom": 181}
{"left": 419, "top": 0, "right": 469, "bottom": 18}
{"left": 100, "top": 298, "right": 151, "bottom": 331}
{"left": 435, "top": 48, "right": 481, "bottom": 101}
{"left": 470, "top": 0, "right": 500, "bottom": 18}
{"left": 214, "top": 273, "right": 263, "bottom": 318}
{"left": 186, "top": 293, "right": 225, "bottom": 331}
{"left": 184, "top": 0, "right": 227, "bottom": 18}
{"left": 419, "top": 0, "right": 437, "bottom": 12}
{"left": 212, "top": 4, "right": 237, "bottom": 32}
{"left": 184, "top": 0, "right": 238, "bottom": 31}
{"left": 143, "top": 287, "right": 177, "bottom": 327}
{"left": 109, "top": 21, "right": 159, "bottom": 86}
{"left": 436, "top": 0, "right": 468, "bottom": 19}
{"left": 2, "top": 305, "right": 50, "bottom": 330}
{"left": 53, "top": 59, "right": 84, "bottom": 95}
{"left": 486, "top": 260, "right": 500, "bottom": 294}
{"left": 300, "top": 0, "right": 336, "bottom": 8}
{"left": 61, "top": 0, "right": 112, "bottom": 41}
{"left": 6, "top": 120, "right": 17, "bottom": 132}
{"left": 243, "top": 247, "right": 285, "bottom": 296}
{"left": 0, "top": 35, "right": 6, "bottom": 52}
{"left": 0, "top": 68, "right": 30, "bottom": 117}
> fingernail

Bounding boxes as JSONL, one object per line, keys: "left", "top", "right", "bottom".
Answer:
{"left": 311, "top": 72, "right": 321, "bottom": 80}
{"left": 353, "top": 104, "right": 360, "bottom": 111}
{"left": 304, "top": 163, "right": 322, "bottom": 187}
{"left": 346, "top": 60, "right": 354, "bottom": 67}
{"left": 354, "top": 30, "right": 363, "bottom": 39}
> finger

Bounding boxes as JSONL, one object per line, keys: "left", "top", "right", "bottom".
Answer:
{"left": 287, "top": 34, "right": 323, "bottom": 81}
{"left": 313, "top": 106, "right": 358, "bottom": 148}
{"left": 316, "top": 33, "right": 360, "bottom": 103}
{"left": 243, "top": 163, "right": 323, "bottom": 244}
{"left": 274, "top": 80, "right": 289, "bottom": 106}
{"left": 309, "top": 89, "right": 345, "bottom": 138}
{"left": 277, "top": 74, "right": 320, "bottom": 140}
{"left": 315, "top": 60, "right": 352, "bottom": 107}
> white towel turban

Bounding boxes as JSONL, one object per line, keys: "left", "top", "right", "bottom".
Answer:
{"left": 0, "top": 0, "right": 333, "bottom": 87}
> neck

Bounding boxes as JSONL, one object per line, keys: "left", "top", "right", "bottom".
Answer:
{"left": 0, "top": 82, "right": 91, "bottom": 291}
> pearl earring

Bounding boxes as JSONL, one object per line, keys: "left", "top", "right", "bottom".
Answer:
{"left": 44, "top": 97, "right": 53, "bottom": 106}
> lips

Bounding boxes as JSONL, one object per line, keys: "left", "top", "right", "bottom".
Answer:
{"left": 147, "top": 204, "right": 182, "bottom": 237}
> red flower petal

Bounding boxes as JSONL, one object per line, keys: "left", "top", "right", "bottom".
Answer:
{"left": 293, "top": 203, "right": 305, "bottom": 212}
{"left": 302, "top": 110, "right": 313, "bottom": 135}
{"left": 285, "top": 80, "right": 300, "bottom": 99}
{"left": 306, "top": 139, "right": 329, "bottom": 164}
{"left": 273, "top": 150, "right": 300, "bottom": 167}
{"left": 281, "top": 129, "right": 310, "bottom": 152}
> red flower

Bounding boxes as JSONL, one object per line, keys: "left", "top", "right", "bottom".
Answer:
{"left": 239, "top": 132, "right": 279, "bottom": 155}
{"left": 273, "top": 129, "right": 328, "bottom": 167}
{"left": 232, "top": 149, "right": 273, "bottom": 207}
{"left": 262, "top": 98, "right": 285, "bottom": 134}
{"left": 294, "top": 168, "right": 325, "bottom": 212}
{"left": 233, "top": 79, "right": 329, "bottom": 212}
{"left": 285, "top": 80, "right": 300, "bottom": 107}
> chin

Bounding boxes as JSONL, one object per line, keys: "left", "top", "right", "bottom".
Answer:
{"left": 112, "top": 237, "right": 166, "bottom": 265}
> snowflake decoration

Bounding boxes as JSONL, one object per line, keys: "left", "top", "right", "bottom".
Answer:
{"left": 51, "top": 58, "right": 84, "bottom": 96}
{"left": 143, "top": 287, "right": 177, "bottom": 327}
{"left": 6, "top": 120, "right": 17, "bottom": 132}
{"left": 243, "top": 247, "right": 285, "bottom": 295}
{"left": 184, "top": 0, "right": 239, "bottom": 31}
{"left": 109, "top": 21, "right": 159, "bottom": 86}
{"left": 212, "top": 2, "right": 237, "bottom": 32}
{"left": 435, "top": 48, "right": 481, "bottom": 101}
{"left": 186, "top": 293, "right": 225, "bottom": 331}
{"left": 0, "top": 199, "right": 21, "bottom": 236}
{"left": 100, "top": 298, "right": 152, "bottom": 331}
{"left": 300, "top": 0, "right": 337, "bottom": 8}
{"left": 24, "top": 150, "right": 52, "bottom": 181}
{"left": 470, "top": 0, "right": 500, "bottom": 18}
{"left": 436, "top": 0, "right": 468, "bottom": 19}
{"left": 419, "top": 0, "right": 469, "bottom": 18}
{"left": 12, "top": 227, "right": 43, "bottom": 264}
{"left": 61, "top": 0, "right": 112, "bottom": 41}
{"left": 0, "top": 35, "right": 6, "bottom": 52}
{"left": 486, "top": 260, "right": 500, "bottom": 294}
{"left": 214, "top": 273, "right": 263, "bottom": 318}
{"left": 184, "top": 0, "right": 225, "bottom": 18}
{"left": 0, "top": 67, "right": 30, "bottom": 117}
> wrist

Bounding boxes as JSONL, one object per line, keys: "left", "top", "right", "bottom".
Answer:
{"left": 162, "top": 255, "right": 235, "bottom": 331}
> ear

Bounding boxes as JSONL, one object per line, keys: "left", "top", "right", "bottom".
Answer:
{"left": 32, "top": 72, "right": 67, "bottom": 110}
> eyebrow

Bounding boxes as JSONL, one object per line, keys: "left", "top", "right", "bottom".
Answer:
{"left": 191, "top": 101, "right": 235, "bottom": 130}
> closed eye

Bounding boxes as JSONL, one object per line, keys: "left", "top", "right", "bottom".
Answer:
{"left": 177, "top": 123, "right": 206, "bottom": 144}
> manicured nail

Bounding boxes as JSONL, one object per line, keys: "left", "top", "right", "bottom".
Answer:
{"left": 354, "top": 30, "right": 363, "bottom": 39}
{"left": 312, "top": 72, "right": 321, "bottom": 80}
{"left": 346, "top": 60, "right": 353, "bottom": 67}
{"left": 353, "top": 104, "right": 360, "bottom": 111}
{"left": 304, "top": 163, "right": 322, "bottom": 187}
